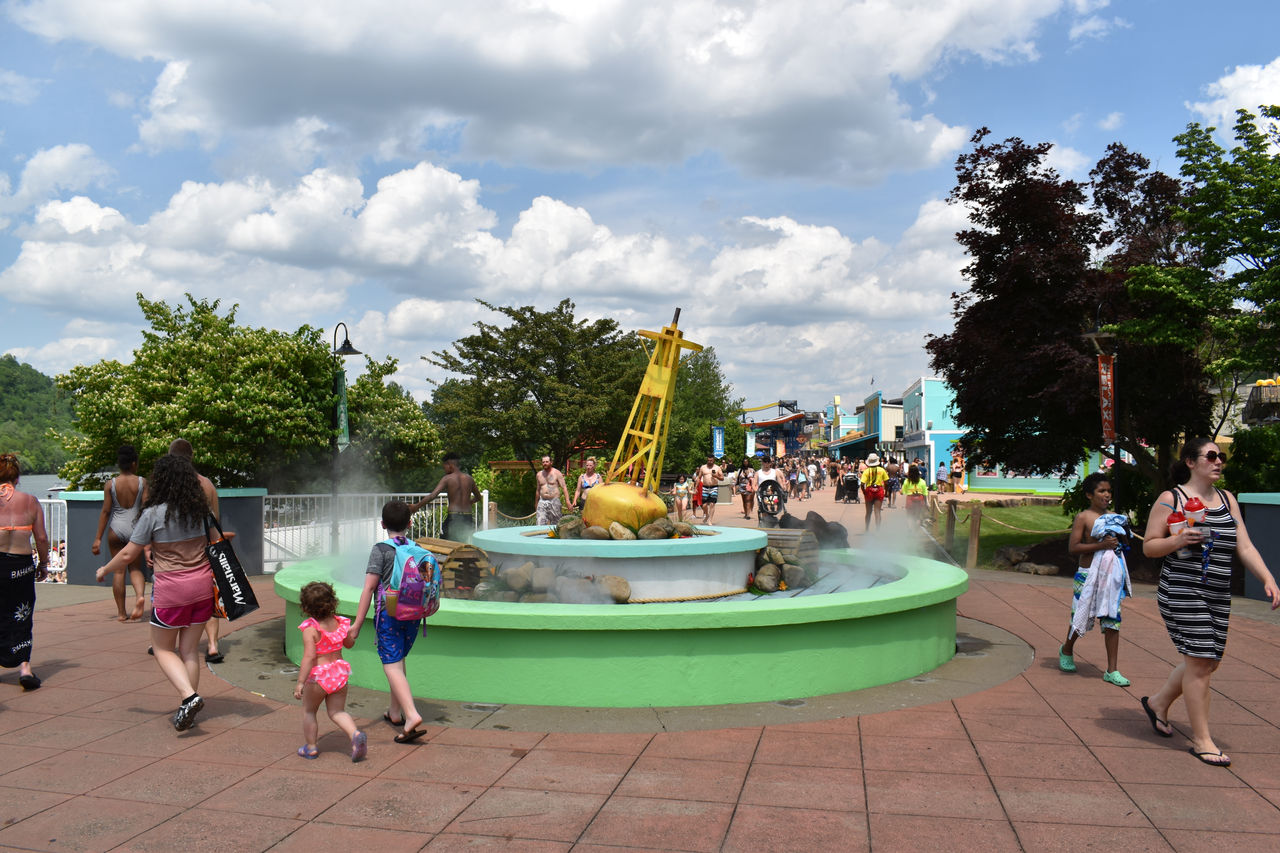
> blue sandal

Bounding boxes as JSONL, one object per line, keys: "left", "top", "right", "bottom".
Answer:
{"left": 297, "top": 745, "right": 319, "bottom": 759}
{"left": 1058, "top": 646, "right": 1076, "bottom": 672}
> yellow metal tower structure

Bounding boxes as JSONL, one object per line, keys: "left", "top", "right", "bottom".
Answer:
{"left": 605, "top": 309, "right": 703, "bottom": 493}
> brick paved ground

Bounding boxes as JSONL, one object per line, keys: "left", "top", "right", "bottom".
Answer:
{"left": 2, "top": 481, "right": 1277, "bottom": 851}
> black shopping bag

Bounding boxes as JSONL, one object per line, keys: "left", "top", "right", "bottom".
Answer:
{"left": 205, "top": 514, "right": 259, "bottom": 621}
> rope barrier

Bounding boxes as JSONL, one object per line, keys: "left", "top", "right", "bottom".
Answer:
{"left": 977, "top": 514, "right": 1071, "bottom": 535}
{"left": 628, "top": 588, "right": 748, "bottom": 604}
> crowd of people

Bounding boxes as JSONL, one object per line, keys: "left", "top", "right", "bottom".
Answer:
{"left": 7, "top": 435, "right": 1277, "bottom": 775}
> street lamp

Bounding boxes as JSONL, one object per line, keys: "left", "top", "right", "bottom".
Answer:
{"left": 331, "top": 323, "right": 361, "bottom": 554}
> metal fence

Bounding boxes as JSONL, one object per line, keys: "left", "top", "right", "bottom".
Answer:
{"left": 262, "top": 491, "right": 489, "bottom": 563}
{"left": 39, "top": 499, "right": 67, "bottom": 553}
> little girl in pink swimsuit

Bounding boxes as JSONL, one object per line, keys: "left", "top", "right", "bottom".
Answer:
{"left": 295, "top": 581, "right": 366, "bottom": 761}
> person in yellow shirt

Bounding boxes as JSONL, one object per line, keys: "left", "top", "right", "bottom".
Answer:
{"left": 861, "top": 453, "right": 889, "bottom": 532}
{"left": 901, "top": 464, "right": 929, "bottom": 525}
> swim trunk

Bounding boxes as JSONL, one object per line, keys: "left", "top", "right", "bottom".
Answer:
{"left": 443, "top": 512, "right": 476, "bottom": 544}
{"left": 375, "top": 608, "right": 420, "bottom": 664}
{"left": 536, "top": 498, "right": 562, "bottom": 526}
{"left": 702, "top": 486, "right": 718, "bottom": 503}
{"left": 864, "top": 485, "right": 885, "bottom": 502}
{"left": 309, "top": 659, "right": 352, "bottom": 694}
{"left": 150, "top": 595, "right": 216, "bottom": 629}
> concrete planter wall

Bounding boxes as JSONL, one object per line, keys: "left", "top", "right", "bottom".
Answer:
{"left": 61, "top": 489, "right": 266, "bottom": 585}
{"left": 1238, "top": 493, "right": 1280, "bottom": 602}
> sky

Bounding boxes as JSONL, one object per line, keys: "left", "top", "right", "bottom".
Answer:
{"left": 2, "top": 0, "right": 1278, "bottom": 416}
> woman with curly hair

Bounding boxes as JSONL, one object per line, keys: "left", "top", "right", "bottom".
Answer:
{"left": 0, "top": 453, "right": 49, "bottom": 690}
{"left": 99, "top": 454, "right": 213, "bottom": 732}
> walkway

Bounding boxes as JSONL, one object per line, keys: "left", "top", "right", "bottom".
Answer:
{"left": 2, "top": 482, "right": 1278, "bottom": 851}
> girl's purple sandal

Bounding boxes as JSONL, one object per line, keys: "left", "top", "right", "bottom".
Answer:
{"left": 297, "top": 745, "right": 319, "bottom": 759}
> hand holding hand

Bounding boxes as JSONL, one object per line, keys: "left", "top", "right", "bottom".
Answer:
{"left": 95, "top": 566, "right": 109, "bottom": 583}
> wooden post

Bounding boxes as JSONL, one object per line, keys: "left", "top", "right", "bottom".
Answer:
{"left": 966, "top": 504, "right": 982, "bottom": 569}
{"left": 944, "top": 501, "right": 957, "bottom": 550}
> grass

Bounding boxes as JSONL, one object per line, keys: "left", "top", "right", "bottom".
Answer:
{"left": 931, "top": 503, "right": 1071, "bottom": 568}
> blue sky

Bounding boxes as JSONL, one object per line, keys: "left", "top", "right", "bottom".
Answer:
{"left": 2, "top": 0, "right": 1278, "bottom": 412}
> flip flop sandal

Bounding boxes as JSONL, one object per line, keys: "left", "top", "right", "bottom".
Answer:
{"left": 297, "top": 745, "right": 319, "bottom": 759}
{"left": 19, "top": 674, "right": 41, "bottom": 691}
{"left": 394, "top": 728, "right": 427, "bottom": 744}
{"left": 383, "top": 712, "right": 405, "bottom": 726}
{"left": 351, "top": 731, "right": 367, "bottom": 762}
{"left": 1141, "top": 697, "right": 1174, "bottom": 738}
{"left": 1189, "top": 748, "right": 1230, "bottom": 767}
{"left": 205, "top": 651, "right": 225, "bottom": 664}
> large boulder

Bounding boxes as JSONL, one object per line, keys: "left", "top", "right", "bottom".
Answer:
{"left": 754, "top": 563, "right": 781, "bottom": 593}
{"left": 672, "top": 521, "right": 695, "bottom": 537}
{"left": 608, "top": 521, "right": 637, "bottom": 540}
{"left": 556, "top": 516, "right": 585, "bottom": 539}
{"left": 637, "top": 521, "right": 670, "bottom": 540}
{"left": 499, "top": 561, "right": 534, "bottom": 593}
{"left": 582, "top": 525, "right": 612, "bottom": 540}
{"left": 783, "top": 564, "right": 810, "bottom": 589}
{"left": 530, "top": 565, "right": 556, "bottom": 593}
{"left": 597, "top": 575, "right": 631, "bottom": 603}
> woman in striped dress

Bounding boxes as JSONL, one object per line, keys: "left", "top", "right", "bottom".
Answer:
{"left": 1141, "top": 439, "right": 1279, "bottom": 767}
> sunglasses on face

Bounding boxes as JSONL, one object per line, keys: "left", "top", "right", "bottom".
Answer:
{"left": 1200, "top": 451, "right": 1226, "bottom": 463}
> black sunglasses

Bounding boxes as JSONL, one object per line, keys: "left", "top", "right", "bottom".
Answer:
{"left": 1201, "top": 451, "right": 1226, "bottom": 463}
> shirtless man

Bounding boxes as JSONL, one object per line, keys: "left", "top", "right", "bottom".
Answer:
{"left": 697, "top": 456, "right": 725, "bottom": 523}
{"left": 534, "top": 456, "right": 571, "bottom": 526}
{"left": 169, "top": 439, "right": 226, "bottom": 663}
{"left": 409, "top": 452, "right": 480, "bottom": 544}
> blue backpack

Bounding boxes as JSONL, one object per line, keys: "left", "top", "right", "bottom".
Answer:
{"left": 379, "top": 536, "right": 442, "bottom": 628}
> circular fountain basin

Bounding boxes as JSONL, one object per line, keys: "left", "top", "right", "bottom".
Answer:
{"left": 275, "top": 541, "right": 968, "bottom": 708}
{"left": 471, "top": 525, "right": 766, "bottom": 601}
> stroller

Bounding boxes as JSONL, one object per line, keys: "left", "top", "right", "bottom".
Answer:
{"left": 756, "top": 480, "right": 787, "bottom": 528}
{"left": 842, "top": 472, "right": 861, "bottom": 503}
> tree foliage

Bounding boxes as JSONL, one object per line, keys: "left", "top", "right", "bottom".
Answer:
{"left": 343, "top": 356, "right": 441, "bottom": 491}
{"left": 0, "top": 355, "right": 74, "bottom": 474}
{"left": 926, "top": 130, "right": 1211, "bottom": 513}
{"left": 664, "top": 346, "right": 746, "bottom": 475}
{"left": 1222, "top": 424, "right": 1280, "bottom": 494}
{"left": 56, "top": 294, "right": 411, "bottom": 492}
{"left": 424, "top": 299, "right": 646, "bottom": 471}
{"left": 1174, "top": 106, "right": 1280, "bottom": 376}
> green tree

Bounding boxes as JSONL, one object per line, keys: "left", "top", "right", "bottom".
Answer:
{"left": 343, "top": 356, "right": 442, "bottom": 491}
{"left": 424, "top": 299, "right": 646, "bottom": 471}
{"left": 927, "top": 131, "right": 1211, "bottom": 514}
{"left": 0, "top": 355, "right": 74, "bottom": 474}
{"left": 1174, "top": 106, "right": 1280, "bottom": 376}
{"left": 664, "top": 346, "right": 746, "bottom": 475}
{"left": 58, "top": 294, "right": 335, "bottom": 490}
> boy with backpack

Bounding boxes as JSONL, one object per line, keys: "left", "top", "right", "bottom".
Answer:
{"left": 348, "top": 501, "right": 441, "bottom": 744}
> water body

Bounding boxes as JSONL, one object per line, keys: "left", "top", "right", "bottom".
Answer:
{"left": 21, "top": 474, "right": 70, "bottom": 496}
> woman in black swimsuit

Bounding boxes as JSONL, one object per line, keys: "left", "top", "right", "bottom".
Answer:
{"left": 0, "top": 453, "right": 49, "bottom": 690}
{"left": 1141, "top": 438, "right": 1279, "bottom": 767}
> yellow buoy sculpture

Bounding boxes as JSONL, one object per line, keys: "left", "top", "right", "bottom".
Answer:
{"left": 584, "top": 309, "right": 702, "bottom": 532}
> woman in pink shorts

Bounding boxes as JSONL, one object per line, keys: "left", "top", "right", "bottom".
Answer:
{"left": 98, "top": 454, "right": 214, "bottom": 732}
{"left": 294, "top": 581, "right": 365, "bottom": 761}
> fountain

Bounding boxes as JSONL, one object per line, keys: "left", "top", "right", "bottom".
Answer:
{"left": 275, "top": 310, "right": 968, "bottom": 708}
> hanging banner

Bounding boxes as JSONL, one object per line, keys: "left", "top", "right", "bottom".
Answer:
{"left": 335, "top": 367, "right": 351, "bottom": 451}
{"left": 711, "top": 426, "right": 725, "bottom": 458}
{"left": 1097, "top": 354, "right": 1116, "bottom": 444}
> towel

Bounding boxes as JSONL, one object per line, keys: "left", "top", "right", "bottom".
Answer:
{"left": 1070, "top": 515, "right": 1132, "bottom": 637}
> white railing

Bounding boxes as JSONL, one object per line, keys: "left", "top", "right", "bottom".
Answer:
{"left": 262, "top": 491, "right": 489, "bottom": 563}
{"left": 39, "top": 499, "right": 68, "bottom": 554}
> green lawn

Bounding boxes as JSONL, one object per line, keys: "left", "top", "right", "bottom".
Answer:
{"left": 932, "top": 503, "right": 1071, "bottom": 568}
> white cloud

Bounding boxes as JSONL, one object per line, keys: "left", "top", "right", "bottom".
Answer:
{"left": 1098, "top": 111, "right": 1124, "bottom": 131}
{"left": 0, "top": 153, "right": 967, "bottom": 402}
{"left": 0, "top": 144, "right": 114, "bottom": 214}
{"left": 0, "top": 69, "right": 45, "bottom": 104}
{"left": 8, "top": 0, "right": 1077, "bottom": 183}
{"left": 1188, "top": 57, "right": 1280, "bottom": 131}
{"left": 1045, "top": 141, "right": 1089, "bottom": 177}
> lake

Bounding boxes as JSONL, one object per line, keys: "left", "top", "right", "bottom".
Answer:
{"left": 21, "top": 474, "right": 71, "bottom": 496}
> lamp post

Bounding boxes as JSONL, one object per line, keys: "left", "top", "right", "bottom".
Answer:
{"left": 331, "top": 323, "right": 361, "bottom": 555}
